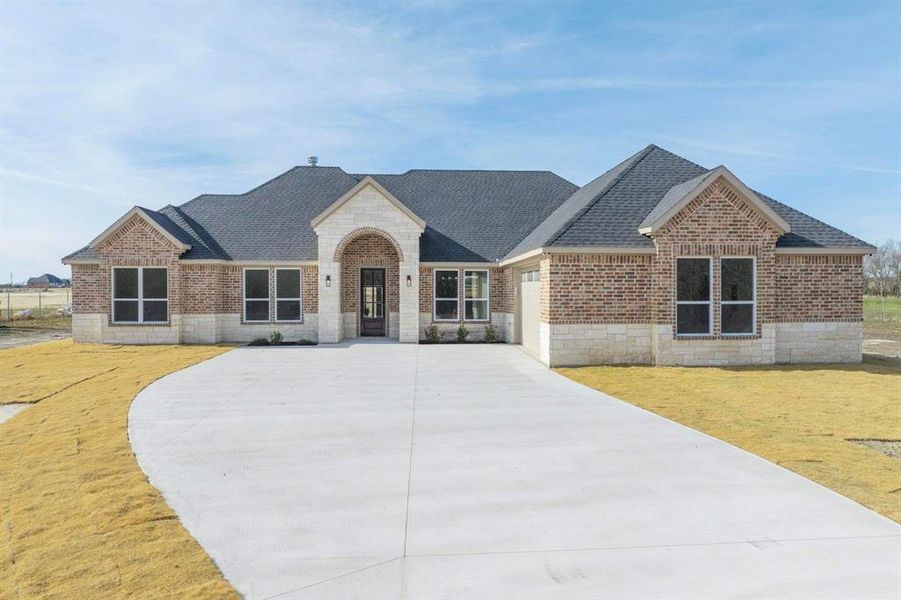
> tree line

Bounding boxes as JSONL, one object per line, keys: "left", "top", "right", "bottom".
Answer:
{"left": 865, "top": 239, "right": 901, "bottom": 297}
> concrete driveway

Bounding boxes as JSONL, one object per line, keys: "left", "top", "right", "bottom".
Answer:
{"left": 130, "top": 342, "right": 900, "bottom": 599}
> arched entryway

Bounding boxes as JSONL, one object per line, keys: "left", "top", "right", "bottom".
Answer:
{"left": 334, "top": 230, "right": 401, "bottom": 338}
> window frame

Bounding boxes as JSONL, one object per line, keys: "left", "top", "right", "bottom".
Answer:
{"left": 243, "top": 267, "right": 271, "bottom": 323}
{"left": 274, "top": 268, "right": 303, "bottom": 323}
{"left": 110, "top": 266, "right": 169, "bottom": 324}
{"left": 433, "top": 269, "right": 460, "bottom": 322}
{"left": 463, "top": 269, "right": 490, "bottom": 322}
{"left": 675, "top": 256, "right": 712, "bottom": 337}
{"left": 720, "top": 256, "right": 756, "bottom": 336}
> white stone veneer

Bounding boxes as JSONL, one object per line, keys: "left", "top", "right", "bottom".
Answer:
{"left": 73, "top": 313, "right": 318, "bottom": 344}
{"left": 775, "top": 322, "right": 862, "bottom": 363}
{"left": 653, "top": 324, "right": 775, "bottom": 366}
{"left": 314, "top": 184, "right": 423, "bottom": 344}
{"left": 546, "top": 323, "right": 653, "bottom": 367}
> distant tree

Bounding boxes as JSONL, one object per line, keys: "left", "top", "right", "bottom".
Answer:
{"left": 865, "top": 240, "right": 898, "bottom": 319}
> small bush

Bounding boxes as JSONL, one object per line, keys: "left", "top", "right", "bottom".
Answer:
{"left": 269, "top": 331, "right": 283, "bottom": 345}
{"left": 424, "top": 325, "right": 440, "bottom": 343}
{"left": 456, "top": 323, "right": 470, "bottom": 343}
{"left": 296, "top": 339, "right": 317, "bottom": 346}
{"left": 483, "top": 324, "right": 497, "bottom": 343}
{"left": 249, "top": 337, "right": 270, "bottom": 346}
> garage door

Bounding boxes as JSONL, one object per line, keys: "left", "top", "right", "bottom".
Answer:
{"left": 520, "top": 269, "right": 541, "bottom": 358}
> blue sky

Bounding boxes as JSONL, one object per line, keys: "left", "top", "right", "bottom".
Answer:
{"left": 1, "top": 0, "right": 899, "bottom": 281}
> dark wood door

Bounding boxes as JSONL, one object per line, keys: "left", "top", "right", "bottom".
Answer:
{"left": 360, "top": 268, "right": 386, "bottom": 336}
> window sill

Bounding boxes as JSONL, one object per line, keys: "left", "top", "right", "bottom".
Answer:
{"left": 674, "top": 334, "right": 760, "bottom": 341}
{"left": 109, "top": 322, "right": 170, "bottom": 327}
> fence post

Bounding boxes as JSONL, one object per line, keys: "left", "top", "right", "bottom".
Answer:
{"left": 39, "top": 291, "right": 43, "bottom": 319}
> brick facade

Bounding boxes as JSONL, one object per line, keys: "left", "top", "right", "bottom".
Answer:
{"left": 94, "top": 215, "right": 184, "bottom": 325}
{"left": 545, "top": 254, "right": 652, "bottom": 324}
{"left": 339, "top": 234, "right": 400, "bottom": 315}
{"left": 775, "top": 254, "right": 863, "bottom": 322}
{"left": 648, "top": 178, "right": 780, "bottom": 335}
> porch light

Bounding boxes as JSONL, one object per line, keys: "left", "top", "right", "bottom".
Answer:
{"left": 406, "top": 274, "right": 412, "bottom": 287}
{"left": 325, "top": 275, "right": 331, "bottom": 287}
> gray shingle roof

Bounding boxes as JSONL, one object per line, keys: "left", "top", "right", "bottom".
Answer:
{"left": 64, "top": 167, "right": 578, "bottom": 263}
{"left": 636, "top": 170, "right": 712, "bottom": 231}
{"left": 504, "top": 145, "right": 653, "bottom": 259}
{"left": 543, "top": 145, "right": 873, "bottom": 251}
{"left": 63, "top": 145, "right": 872, "bottom": 264}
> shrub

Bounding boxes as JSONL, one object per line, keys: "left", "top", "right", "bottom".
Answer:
{"left": 424, "top": 325, "right": 440, "bottom": 343}
{"left": 249, "top": 337, "right": 270, "bottom": 346}
{"left": 456, "top": 323, "right": 470, "bottom": 343}
{"left": 269, "top": 331, "right": 283, "bottom": 345}
{"left": 483, "top": 324, "right": 497, "bottom": 343}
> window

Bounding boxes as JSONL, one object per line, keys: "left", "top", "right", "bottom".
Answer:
{"left": 112, "top": 267, "right": 168, "bottom": 323}
{"left": 276, "top": 269, "right": 302, "bottom": 322}
{"left": 721, "top": 258, "right": 755, "bottom": 334}
{"left": 433, "top": 270, "right": 459, "bottom": 321}
{"left": 464, "top": 270, "right": 489, "bottom": 320}
{"left": 244, "top": 269, "right": 270, "bottom": 322}
{"left": 676, "top": 258, "right": 711, "bottom": 335}
{"left": 521, "top": 269, "right": 540, "bottom": 282}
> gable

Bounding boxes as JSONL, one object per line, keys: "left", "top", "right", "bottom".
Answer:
{"left": 311, "top": 177, "right": 425, "bottom": 231}
{"left": 90, "top": 207, "right": 191, "bottom": 254}
{"left": 93, "top": 212, "right": 188, "bottom": 257}
{"left": 638, "top": 166, "right": 790, "bottom": 235}
{"left": 655, "top": 176, "right": 783, "bottom": 242}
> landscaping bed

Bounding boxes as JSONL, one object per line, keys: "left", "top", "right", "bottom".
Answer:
{"left": 0, "top": 340, "right": 237, "bottom": 598}
{"left": 558, "top": 355, "right": 901, "bottom": 523}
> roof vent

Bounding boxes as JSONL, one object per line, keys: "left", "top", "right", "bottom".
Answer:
{"left": 308, "top": 156, "right": 318, "bottom": 167}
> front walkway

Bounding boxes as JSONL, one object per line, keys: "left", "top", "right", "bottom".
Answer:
{"left": 129, "top": 342, "right": 900, "bottom": 599}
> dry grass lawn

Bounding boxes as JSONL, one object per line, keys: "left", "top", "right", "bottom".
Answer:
{"left": 0, "top": 340, "right": 238, "bottom": 599}
{"left": 558, "top": 355, "right": 901, "bottom": 523}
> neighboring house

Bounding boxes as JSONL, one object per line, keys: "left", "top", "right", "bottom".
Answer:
{"left": 62, "top": 145, "right": 873, "bottom": 366}
{"left": 26, "top": 273, "right": 66, "bottom": 288}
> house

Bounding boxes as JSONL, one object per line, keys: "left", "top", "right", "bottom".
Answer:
{"left": 62, "top": 145, "right": 873, "bottom": 366}
{"left": 26, "top": 273, "right": 66, "bottom": 288}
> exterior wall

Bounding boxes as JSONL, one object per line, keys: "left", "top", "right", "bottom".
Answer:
{"left": 775, "top": 255, "right": 864, "bottom": 322}
{"left": 339, "top": 234, "right": 400, "bottom": 339}
{"left": 653, "top": 324, "right": 775, "bottom": 366}
{"left": 546, "top": 324, "right": 652, "bottom": 367}
{"left": 775, "top": 322, "right": 862, "bottom": 363}
{"left": 313, "top": 185, "right": 422, "bottom": 343}
{"left": 417, "top": 266, "right": 508, "bottom": 341}
{"left": 646, "top": 178, "right": 781, "bottom": 365}
{"left": 546, "top": 254, "right": 652, "bottom": 324}
{"left": 69, "top": 179, "right": 865, "bottom": 362}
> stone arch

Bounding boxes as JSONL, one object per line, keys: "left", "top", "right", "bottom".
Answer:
{"left": 333, "top": 227, "right": 404, "bottom": 263}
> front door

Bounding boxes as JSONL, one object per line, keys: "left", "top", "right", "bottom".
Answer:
{"left": 360, "top": 268, "right": 386, "bottom": 336}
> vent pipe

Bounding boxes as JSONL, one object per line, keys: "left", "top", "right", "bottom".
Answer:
{"left": 308, "top": 156, "right": 318, "bottom": 167}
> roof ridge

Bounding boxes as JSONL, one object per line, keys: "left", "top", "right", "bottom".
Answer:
{"left": 179, "top": 166, "right": 352, "bottom": 209}
{"left": 647, "top": 143, "right": 709, "bottom": 172}
{"left": 545, "top": 144, "right": 656, "bottom": 247}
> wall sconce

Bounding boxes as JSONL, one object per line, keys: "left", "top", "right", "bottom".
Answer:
{"left": 406, "top": 275, "right": 412, "bottom": 287}
{"left": 325, "top": 275, "right": 331, "bottom": 288}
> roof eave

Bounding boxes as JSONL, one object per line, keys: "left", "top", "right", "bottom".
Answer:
{"left": 774, "top": 246, "right": 874, "bottom": 256}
